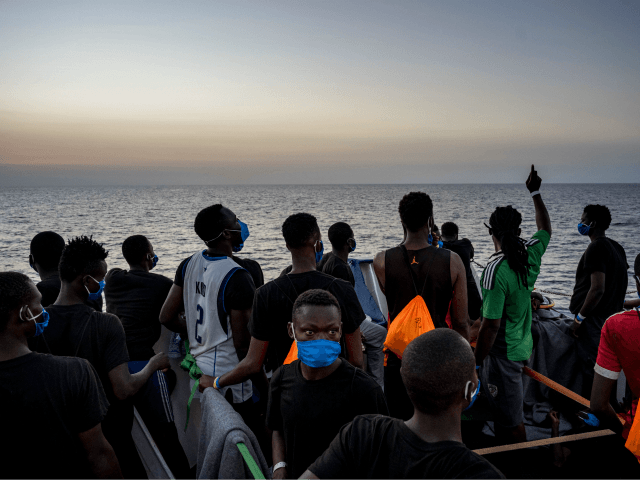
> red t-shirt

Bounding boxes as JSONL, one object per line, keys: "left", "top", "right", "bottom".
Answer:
{"left": 595, "top": 309, "right": 640, "bottom": 397}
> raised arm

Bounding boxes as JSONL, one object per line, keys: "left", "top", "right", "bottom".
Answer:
{"left": 526, "top": 164, "right": 552, "bottom": 236}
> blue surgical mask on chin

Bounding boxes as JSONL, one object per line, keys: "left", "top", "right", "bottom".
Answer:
{"left": 463, "top": 378, "right": 480, "bottom": 412}
{"left": 315, "top": 240, "right": 324, "bottom": 263}
{"left": 24, "top": 306, "right": 49, "bottom": 337}
{"left": 294, "top": 329, "right": 341, "bottom": 368}
{"left": 577, "top": 222, "right": 592, "bottom": 236}
{"left": 85, "top": 276, "right": 105, "bottom": 301}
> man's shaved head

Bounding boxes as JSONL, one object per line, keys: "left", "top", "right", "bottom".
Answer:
{"left": 401, "top": 329, "right": 475, "bottom": 414}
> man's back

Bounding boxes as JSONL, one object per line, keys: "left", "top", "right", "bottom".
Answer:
{"left": 384, "top": 246, "right": 452, "bottom": 328}
{"left": 308, "top": 415, "right": 503, "bottom": 479}
{"left": 318, "top": 252, "right": 355, "bottom": 286}
{"left": 29, "top": 304, "right": 129, "bottom": 400}
{"left": 441, "top": 239, "right": 481, "bottom": 319}
{"left": 0, "top": 353, "right": 109, "bottom": 479}
{"left": 250, "top": 270, "right": 364, "bottom": 373}
{"left": 570, "top": 237, "right": 628, "bottom": 319}
{"left": 105, "top": 268, "right": 173, "bottom": 361}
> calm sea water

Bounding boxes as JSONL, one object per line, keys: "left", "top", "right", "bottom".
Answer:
{"left": 1, "top": 184, "right": 638, "bottom": 314}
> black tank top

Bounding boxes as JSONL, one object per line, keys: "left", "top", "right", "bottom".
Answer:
{"left": 385, "top": 245, "right": 452, "bottom": 329}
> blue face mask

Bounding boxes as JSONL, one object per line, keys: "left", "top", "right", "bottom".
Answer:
{"left": 149, "top": 254, "right": 158, "bottom": 268}
{"left": 438, "top": 240, "right": 443, "bottom": 248}
{"left": 463, "top": 378, "right": 480, "bottom": 412}
{"left": 315, "top": 240, "right": 324, "bottom": 263}
{"left": 294, "top": 329, "right": 341, "bottom": 368}
{"left": 428, "top": 233, "right": 433, "bottom": 245}
{"left": 348, "top": 238, "right": 357, "bottom": 252}
{"left": 577, "top": 222, "right": 592, "bottom": 236}
{"left": 232, "top": 220, "right": 250, "bottom": 253}
{"left": 85, "top": 276, "right": 105, "bottom": 301}
{"left": 24, "top": 306, "right": 49, "bottom": 337}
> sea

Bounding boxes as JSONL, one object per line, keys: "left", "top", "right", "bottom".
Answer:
{"left": 1, "top": 184, "right": 638, "bottom": 314}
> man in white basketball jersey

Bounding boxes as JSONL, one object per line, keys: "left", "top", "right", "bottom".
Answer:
{"left": 160, "top": 204, "right": 261, "bottom": 428}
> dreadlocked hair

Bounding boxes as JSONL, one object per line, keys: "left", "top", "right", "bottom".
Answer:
{"left": 489, "top": 206, "right": 530, "bottom": 287}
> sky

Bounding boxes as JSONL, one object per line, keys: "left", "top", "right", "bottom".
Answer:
{"left": 1, "top": 0, "right": 639, "bottom": 185}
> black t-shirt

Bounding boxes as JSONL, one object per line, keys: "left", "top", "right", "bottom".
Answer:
{"left": 318, "top": 252, "right": 355, "bottom": 286}
{"left": 0, "top": 352, "right": 109, "bottom": 479}
{"left": 36, "top": 275, "right": 103, "bottom": 311}
{"left": 29, "top": 304, "right": 130, "bottom": 402}
{"left": 441, "top": 239, "right": 482, "bottom": 319}
{"left": 570, "top": 237, "right": 628, "bottom": 318}
{"left": 250, "top": 271, "right": 365, "bottom": 373}
{"left": 174, "top": 254, "right": 256, "bottom": 311}
{"left": 104, "top": 268, "right": 173, "bottom": 361}
{"left": 309, "top": 415, "right": 504, "bottom": 479}
{"left": 267, "top": 360, "right": 388, "bottom": 478}
{"left": 232, "top": 256, "right": 265, "bottom": 288}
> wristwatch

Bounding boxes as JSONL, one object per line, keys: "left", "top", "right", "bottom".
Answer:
{"left": 273, "top": 462, "right": 288, "bottom": 473}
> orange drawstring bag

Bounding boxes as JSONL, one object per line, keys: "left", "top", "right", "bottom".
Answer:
{"left": 625, "top": 401, "right": 640, "bottom": 463}
{"left": 383, "top": 245, "right": 437, "bottom": 359}
{"left": 283, "top": 341, "right": 298, "bottom": 365}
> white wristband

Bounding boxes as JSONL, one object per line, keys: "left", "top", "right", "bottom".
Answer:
{"left": 273, "top": 462, "right": 288, "bottom": 472}
{"left": 530, "top": 190, "right": 540, "bottom": 197}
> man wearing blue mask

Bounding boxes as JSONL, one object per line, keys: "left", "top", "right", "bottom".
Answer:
{"left": 266, "top": 289, "right": 387, "bottom": 479}
{"left": 29, "top": 235, "right": 170, "bottom": 479}
{"left": 160, "top": 204, "right": 266, "bottom": 444}
{"left": 104, "top": 235, "right": 190, "bottom": 478}
{"left": 569, "top": 204, "right": 628, "bottom": 400}
{"left": 319, "top": 221, "right": 388, "bottom": 390}
{"left": 0, "top": 272, "right": 122, "bottom": 479}
{"left": 301, "top": 328, "right": 503, "bottom": 479}
{"left": 212, "top": 212, "right": 364, "bottom": 395}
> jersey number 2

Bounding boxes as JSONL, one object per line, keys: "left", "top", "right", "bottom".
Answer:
{"left": 195, "top": 304, "right": 204, "bottom": 344}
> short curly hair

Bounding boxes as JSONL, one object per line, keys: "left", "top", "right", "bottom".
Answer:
{"left": 584, "top": 204, "right": 612, "bottom": 231}
{"left": 30, "top": 231, "right": 65, "bottom": 270}
{"left": 194, "top": 204, "right": 230, "bottom": 244}
{"left": 398, "top": 192, "right": 433, "bottom": 232}
{"left": 122, "top": 235, "right": 151, "bottom": 265}
{"left": 292, "top": 289, "right": 341, "bottom": 321}
{"left": 282, "top": 213, "right": 320, "bottom": 249}
{"left": 59, "top": 236, "right": 109, "bottom": 282}
{"left": 328, "top": 222, "right": 353, "bottom": 249}
{"left": 0, "top": 272, "right": 35, "bottom": 331}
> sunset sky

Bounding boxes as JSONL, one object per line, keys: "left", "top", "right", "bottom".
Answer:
{"left": 1, "top": 1, "right": 638, "bottom": 185}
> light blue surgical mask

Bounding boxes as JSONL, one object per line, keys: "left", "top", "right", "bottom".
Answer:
{"left": 463, "top": 378, "right": 480, "bottom": 412}
{"left": 23, "top": 306, "right": 49, "bottom": 337}
{"left": 294, "top": 329, "right": 341, "bottom": 368}
{"left": 348, "top": 238, "right": 356, "bottom": 252}
{"left": 85, "top": 276, "right": 105, "bottom": 301}
{"left": 577, "top": 222, "right": 592, "bottom": 236}
{"left": 315, "top": 240, "right": 324, "bottom": 263}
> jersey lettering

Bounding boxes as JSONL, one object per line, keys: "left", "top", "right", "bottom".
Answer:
{"left": 195, "top": 281, "right": 207, "bottom": 297}
{"left": 195, "top": 304, "right": 204, "bottom": 344}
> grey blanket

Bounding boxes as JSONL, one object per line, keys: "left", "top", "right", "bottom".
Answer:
{"left": 197, "top": 388, "right": 270, "bottom": 479}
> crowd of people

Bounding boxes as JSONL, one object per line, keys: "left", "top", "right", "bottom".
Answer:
{"left": 1, "top": 164, "right": 639, "bottom": 479}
